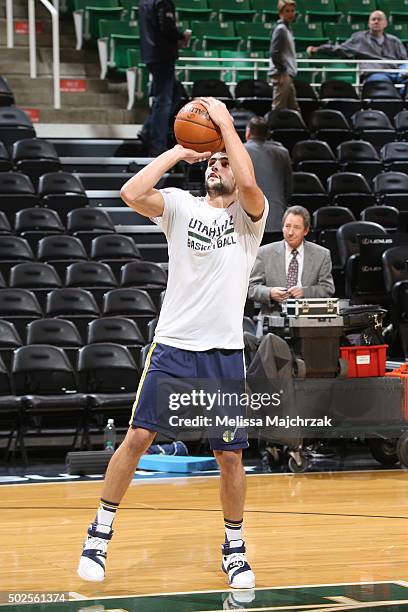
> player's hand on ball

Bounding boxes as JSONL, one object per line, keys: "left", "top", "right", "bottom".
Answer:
{"left": 199, "top": 97, "right": 233, "bottom": 129}
{"left": 174, "top": 144, "right": 211, "bottom": 164}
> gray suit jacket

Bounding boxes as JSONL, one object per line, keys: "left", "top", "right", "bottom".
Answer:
{"left": 248, "top": 240, "right": 335, "bottom": 314}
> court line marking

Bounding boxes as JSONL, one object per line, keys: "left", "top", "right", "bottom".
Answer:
{"left": 1, "top": 505, "right": 408, "bottom": 521}
{"left": 306, "top": 600, "right": 408, "bottom": 612}
{"left": 327, "top": 597, "right": 361, "bottom": 605}
{"left": 3, "top": 583, "right": 403, "bottom": 608}
{"left": 0, "top": 467, "right": 403, "bottom": 487}
{"left": 195, "top": 603, "right": 408, "bottom": 612}
{"left": 68, "top": 592, "right": 87, "bottom": 600}
{"left": 48, "top": 580, "right": 406, "bottom": 602}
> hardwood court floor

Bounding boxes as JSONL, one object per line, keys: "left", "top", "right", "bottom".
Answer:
{"left": 1, "top": 470, "right": 408, "bottom": 599}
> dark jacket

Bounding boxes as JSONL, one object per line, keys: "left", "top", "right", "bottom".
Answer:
{"left": 139, "top": 0, "right": 184, "bottom": 65}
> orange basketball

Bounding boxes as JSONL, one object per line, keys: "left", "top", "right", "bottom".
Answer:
{"left": 174, "top": 100, "right": 224, "bottom": 154}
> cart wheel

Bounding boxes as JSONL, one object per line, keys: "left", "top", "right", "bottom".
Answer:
{"left": 293, "top": 358, "right": 306, "bottom": 379}
{"left": 368, "top": 438, "right": 399, "bottom": 466}
{"left": 288, "top": 455, "right": 309, "bottom": 473}
{"left": 397, "top": 432, "right": 408, "bottom": 468}
{"left": 337, "top": 357, "right": 348, "bottom": 379}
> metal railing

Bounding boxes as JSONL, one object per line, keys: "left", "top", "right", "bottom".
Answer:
{"left": 175, "top": 57, "right": 408, "bottom": 93}
{"left": 28, "top": 0, "right": 61, "bottom": 109}
{"left": 4, "top": 0, "right": 61, "bottom": 109}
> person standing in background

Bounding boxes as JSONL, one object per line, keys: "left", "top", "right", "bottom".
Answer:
{"left": 244, "top": 116, "right": 292, "bottom": 232}
{"left": 269, "top": 0, "right": 300, "bottom": 111}
{"left": 138, "top": 0, "right": 191, "bottom": 156}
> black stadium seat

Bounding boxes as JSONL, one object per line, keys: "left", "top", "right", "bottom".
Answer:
{"left": 0, "top": 288, "right": 42, "bottom": 336}
{"left": 14, "top": 208, "right": 65, "bottom": 249}
{"left": 373, "top": 172, "right": 408, "bottom": 210}
{"left": 362, "top": 80, "right": 404, "bottom": 120}
{"left": 0, "top": 76, "right": 15, "bottom": 107}
{"left": 102, "top": 288, "right": 157, "bottom": 340}
{"left": 265, "top": 109, "right": 309, "bottom": 154}
{"left": 0, "top": 107, "right": 36, "bottom": 152}
{"left": 382, "top": 246, "right": 408, "bottom": 359}
{"left": 291, "top": 172, "right": 329, "bottom": 212}
{"left": 64, "top": 261, "right": 118, "bottom": 307}
{"left": 37, "top": 235, "right": 88, "bottom": 276}
{"left": 0, "top": 236, "right": 35, "bottom": 277}
{"left": 26, "top": 318, "right": 83, "bottom": 367}
{"left": 11, "top": 138, "right": 61, "bottom": 189}
{"left": 0, "top": 172, "right": 38, "bottom": 221}
{"left": 0, "top": 355, "right": 22, "bottom": 461}
{"left": 292, "top": 139, "right": 340, "bottom": 184}
{"left": 0, "top": 320, "right": 23, "bottom": 370}
{"left": 0, "top": 142, "right": 13, "bottom": 172}
{"left": 11, "top": 345, "right": 88, "bottom": 459}
{"left": 45, "top": 288, "right": 100, "bottom": 340}
{"left": 381, "top": 142, "right": 408, "bottom": 174}
{"left": 337, "top": 140, "right": 384, "bottom": 182}
{"left": 67, "top": 208, "right": 115, "bottom": 234}
{"left": 309, "top": 109, "right": 352, "bottom": 152}
{"left": 9, "top": 262, "right": 62, "bottom": 309}
{"left": 383, "top": 246, "right": 408, "bottom": 293}
{"left": 91, "top": 234, "right": 142, "bottom": 279}
{"left": 293, "top": 79, "right": 319, "bottom": 125}
{"left": 120, "top": 261, "right": 168, "bottom": 309}
{"left": 38, "top": 172, "right": 88, "bottom": 220}
{"left": 327, "top": 172, "right": 375, "bottom": 215}
{"left": 0, "top": 211, "right": 12, "bottom": 234}
{"left": 319, "top": 79, "right": 362, "bottom": 120}
{"left": 313, "top": 206, "right": 355, "bottom": 231}
{"left": 120, "top": 260, "right": 167, "bottom": 286}
{"left": 336, "top": 220, "right": 387, "bottom": 267}
{"left": 191, "top": 79, "right": 234, "bottom": 108}
{"left": 87, "top": 317, "right": 144, "bottom": 365}
{"left": 351, "top": 110, "right": 396, "bottom": 149}
{"left": 77, "top": 343, "right": 140, "bottom": 431}
{"left": 361, "top": 206, "right": 399, "bottom": 230}
{"left": 234, "top": 79, "right": 273, "bottom": 115}
{"left": 395, "top": 110, "right": 408, "bottom": 139}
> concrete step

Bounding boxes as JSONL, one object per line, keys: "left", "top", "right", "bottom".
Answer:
{"left": 0, "top": 3, "right": 51, "bottom": 20}
{"left": 7, "top": 76, "right": 110, "bottom": 94}
{"left": 41, "top": 47, "right": 99, "bottom": 64}
{"left": 0, "top": 18, "right": 75, "bottom": 36}
{"left": 8, "top": 32, "right": 77, "bottom": 48}
{"left": 32, "top": 107, "right": 143, "bottom": 124}
{"left": 16, "top": 91, "right": 128, "bottom": 108}
{"left": 0, "top": 46, "right": 98, "bottom": 64}
{"left": 0, "top": 60, "right": 100, "bottom": 77}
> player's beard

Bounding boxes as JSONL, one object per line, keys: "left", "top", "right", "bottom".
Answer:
{"left": 205, "top": 177, "right": 234, "bottom": 197}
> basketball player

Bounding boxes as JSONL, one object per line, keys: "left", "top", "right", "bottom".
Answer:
{"left": 77, "top": 97, "right": 268, "bottom": 589}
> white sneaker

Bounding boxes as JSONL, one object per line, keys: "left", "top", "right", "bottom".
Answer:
{"left": 221, "top": 539, "right": 255, "bottom": 589}
{"left": 77, "top": 522, "right": 113, "bottom": 582}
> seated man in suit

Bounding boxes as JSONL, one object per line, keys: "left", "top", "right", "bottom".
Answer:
{"left": 248, "top": 205, "right": 334, "bottom": 315}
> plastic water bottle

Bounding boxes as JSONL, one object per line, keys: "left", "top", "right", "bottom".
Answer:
{"left": 104, "top": 419, "right": 116, "bottom": 452}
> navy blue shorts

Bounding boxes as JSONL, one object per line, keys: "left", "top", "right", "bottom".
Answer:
{"left": 130, "top": 342, "right": 248, "bottom": 451}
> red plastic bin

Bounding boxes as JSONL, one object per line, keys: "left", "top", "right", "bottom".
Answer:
{"left": 339, "top": 344, "right": 388, "bottom": 378}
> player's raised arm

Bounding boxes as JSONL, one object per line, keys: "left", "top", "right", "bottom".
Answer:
{"left": 120, "top": 145, "right": 210, "bottom": 218}
{"left": 200, "top": 97, "right": 265, "bottom": 221}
